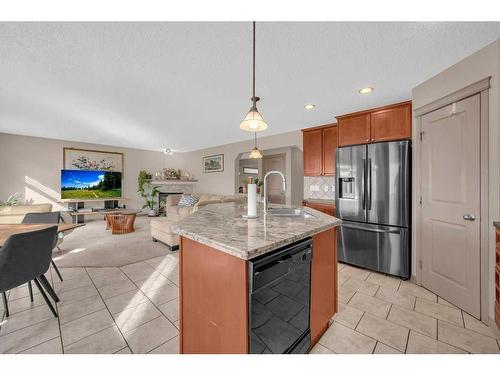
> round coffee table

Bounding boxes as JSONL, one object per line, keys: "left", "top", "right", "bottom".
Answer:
{"left": 105, "top": 211, "right": 138, "bottom": 235}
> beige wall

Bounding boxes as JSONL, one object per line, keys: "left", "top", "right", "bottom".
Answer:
{"left": 0, "top": 130, "right": 304, "bottom": 212}
{"left": 412, "top": 39, "right": 500, "bottom": 319}
{"left": 0, "top": 132, "right": 165, "bottom": 211}
{"left": 166, "top": 130, "right": 304, "bottom": 205}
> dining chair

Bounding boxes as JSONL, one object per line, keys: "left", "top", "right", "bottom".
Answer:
{"left": 22, "top": 212, "right": 64, "bottom": 282}
{"left": 0, "top": 226, "right": 59, "bottom": 317}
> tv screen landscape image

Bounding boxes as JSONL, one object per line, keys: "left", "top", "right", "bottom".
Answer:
{"left": 61, "top": 170, "right": 122, "bottom": 199}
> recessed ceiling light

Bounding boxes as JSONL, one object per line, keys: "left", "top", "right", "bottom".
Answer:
{"left": 304, "top": 104, "right": 316, "bottom": 110}
{"left": 359, "top": 87, "right": 374, "bottom": 94}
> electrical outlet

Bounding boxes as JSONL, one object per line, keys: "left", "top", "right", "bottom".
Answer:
{"left": 310, "top": 185, "right": 320, "bottom": 192}
{"left": 324, "top": 185, "right": 329, "bottom": 192}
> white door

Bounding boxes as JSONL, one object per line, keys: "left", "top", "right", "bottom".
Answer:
{"left": 420, "top": 94, "right": 481, "bottom": 318}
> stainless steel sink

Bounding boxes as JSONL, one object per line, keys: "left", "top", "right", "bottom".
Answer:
{"left": 267, "top": 207, "right": 314, "bottom": 218}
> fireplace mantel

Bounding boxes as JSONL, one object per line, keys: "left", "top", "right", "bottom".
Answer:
{"left": 149, "top": 180, "right": 197, "bottom": 186}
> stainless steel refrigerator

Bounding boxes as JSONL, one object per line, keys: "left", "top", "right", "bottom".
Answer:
{"left": 335, "top": 140, "right": 410, "bottom": 279}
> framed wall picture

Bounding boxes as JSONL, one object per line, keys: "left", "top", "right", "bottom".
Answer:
{"left": 203, "top": 154, "right": 224, "bottom": 173}
{"left": 63, "top": 148, "right": 124, "bottom": 172}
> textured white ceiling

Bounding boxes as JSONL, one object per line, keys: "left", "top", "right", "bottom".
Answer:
{"left": 1, "top": 22, "right": 499, "bottom": 151}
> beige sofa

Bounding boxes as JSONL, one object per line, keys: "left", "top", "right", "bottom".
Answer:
{"left": 0, "top": 203, "right": 53, "bottom": 224}
{"left": 150, "top": 193, "right": 245, "bottom": 250}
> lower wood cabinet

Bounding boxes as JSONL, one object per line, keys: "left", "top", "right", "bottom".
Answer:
{"left": 310, "top": 228, "right": 337, "bottom": 345}
{"left": 180, "top": 228, "right": 339, "bottom": 353}
{"left": 304, "top": 201, "right": 335, "bottom": 216}
{"left": 495, "top": 228, "right": 500, "bottom": 329}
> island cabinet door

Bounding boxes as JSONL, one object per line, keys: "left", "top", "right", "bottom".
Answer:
{"left": 179, "top": 237, "right": 249, "bottom": 354}
{"left": 310, "top": 228, "right": 337, "bottom": 346}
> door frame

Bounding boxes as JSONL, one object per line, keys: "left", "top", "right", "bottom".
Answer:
{"left": 262, "top": 153, "right": 287, "bottom": 205}
{"left": 413, "top": 77, "right": 490, "bottom": 322}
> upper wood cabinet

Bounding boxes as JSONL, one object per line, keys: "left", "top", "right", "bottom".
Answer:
{"left": 337, "top": 113, "right": 371, "bottom": 146}
{"left": 322, "top": 125, "right": 338, "bottom": 176}
{"left": 302, "top": 124, "right": 338, "bottom": 176}
{"left": 370, "top": 102, "right": 411, "bottom": 142}
{"left": 302, "top": 128, "right": 323, "bottom": 176}
{"left": 337, "top": 101, "right": 412, "bottom": 146}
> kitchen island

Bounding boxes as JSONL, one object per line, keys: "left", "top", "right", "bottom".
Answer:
{"left": 171, "top": 202, "right": 341, "bottom": 354}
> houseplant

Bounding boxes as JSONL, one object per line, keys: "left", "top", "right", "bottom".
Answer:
{"left": 254, "top": 178, "right": 264, "bottom": 194}
{"left": 138, "top": 170, "right": 160, "bottom": 216}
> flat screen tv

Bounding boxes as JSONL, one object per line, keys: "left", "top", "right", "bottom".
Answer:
{"left": 61, "top": 170, "right": 122, "bottom": 200}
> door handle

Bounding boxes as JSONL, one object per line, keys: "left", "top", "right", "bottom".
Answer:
{"left": 463, "top": 214, "right": 476, "bottom": 221}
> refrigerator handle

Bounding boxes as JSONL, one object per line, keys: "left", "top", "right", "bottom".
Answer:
{"left": 361, "top": 159, "right": 365, "bottom": 209}
{"left": 368, "top": 158, "right": 372, "bottom": 210}
{"left": 342, "top": 222, "right": 402, "bottom": 234}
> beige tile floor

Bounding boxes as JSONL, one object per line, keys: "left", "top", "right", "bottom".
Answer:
{"left": 311, "top": 263, "right": 500, "bottom": 354}
{"left": 2, "top": 256, "right": 500, "bottom": 354}
{"left": 0, "top": 253, "right": 180, "bottom": 354}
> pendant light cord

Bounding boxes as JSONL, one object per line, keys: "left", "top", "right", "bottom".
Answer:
{"left": 252, "top": 21, "right": 256, "bottom": 108}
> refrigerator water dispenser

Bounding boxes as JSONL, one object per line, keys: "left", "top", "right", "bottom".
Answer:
{"left": 339, "top": 177, "right": 355, "bottom": 199}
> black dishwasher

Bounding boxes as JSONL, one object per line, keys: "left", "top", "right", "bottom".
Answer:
{"left": 248, "top": 238, "right": 313, "bottom": 354}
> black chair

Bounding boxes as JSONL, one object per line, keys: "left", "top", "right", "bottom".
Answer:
{"left": 0, "top": 226, "right": 59, "bottom": 317}
{"left": 22, "top": 212, "right": 64, "bottom": 282}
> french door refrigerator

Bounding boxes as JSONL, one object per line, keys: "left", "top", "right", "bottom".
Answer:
{"left": 335, "top": 140, "right": 410, "bottom": 279}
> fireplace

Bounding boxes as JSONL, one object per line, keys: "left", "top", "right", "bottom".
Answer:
{"left": 158, "top": 192, "right": 182, "bottom": 216}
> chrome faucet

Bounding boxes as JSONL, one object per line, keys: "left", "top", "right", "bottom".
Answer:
{"left": 263, "top": 171, "right": 287, "bottom": 212}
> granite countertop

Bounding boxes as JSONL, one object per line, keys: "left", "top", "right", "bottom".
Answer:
{"left": 494, "top": 221, "right": 500, "bottom": 230}
{"left": 303, "top": 198, "right": 335, "bottom": 205}
{"left": 171, "top": 202, "right": 341, "bottom": 260}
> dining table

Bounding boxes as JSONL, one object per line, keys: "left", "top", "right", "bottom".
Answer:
{"left": 0, "top": 223, "right": 85, "bottom": 247}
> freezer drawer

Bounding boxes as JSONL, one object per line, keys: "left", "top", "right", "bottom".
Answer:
{"left": 338, "top": 221, "right": 410, "bottom": 279}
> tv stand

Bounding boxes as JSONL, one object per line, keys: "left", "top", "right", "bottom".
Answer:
{"left": 59, "top": 198, "right": 129, "bottom": 223}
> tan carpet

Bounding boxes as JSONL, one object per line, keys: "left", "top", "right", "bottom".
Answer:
{"left": 53, "top": 215, "right": 172, "bottom": 268}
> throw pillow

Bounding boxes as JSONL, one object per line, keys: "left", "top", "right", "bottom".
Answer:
{"left": 178, "top": 194, "right": 199, "bottom": 207}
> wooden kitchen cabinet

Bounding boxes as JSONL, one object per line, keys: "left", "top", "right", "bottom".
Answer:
{"left": 370, "top": 102, "right": 412, "bottom": 142}
{"left": 337, "top": 113, "right": 371, "bottom": 146}
{"left": 495, "top": 226, "right": 500, "bottom": 329}
{"left": 302, "top": 124, "right": 338, "bottom": 176}
{"left": 310, "top": 228, "right": 337, "bottom": 345}
{"left": 304, "top": 201, "right": 335, "bottom": 217}
{"left": 180, "top": 228, "right": 339, "bottom": 353}
{"left": 322, "top": 125, "right": 338, "bottom": 176}
{"left": 302, "top": 128, "right": 323, "bottom": 176}
{"left": 336, "top": 101, "right": 412, "bottom": 146}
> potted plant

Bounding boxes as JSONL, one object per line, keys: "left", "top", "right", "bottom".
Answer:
{"left": 138, "top": 170, "right": 160, "bottom": 216}
{"left": 254, "top": 178, "right": 264, "bottom": 195}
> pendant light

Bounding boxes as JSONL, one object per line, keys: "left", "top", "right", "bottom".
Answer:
{"left": 248, "top": 132, "right": 263, "bottom": 159}
{"left": 240, "top": 21, "right": 268, "bottom": 132}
